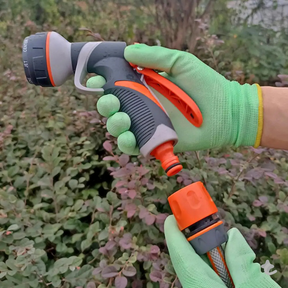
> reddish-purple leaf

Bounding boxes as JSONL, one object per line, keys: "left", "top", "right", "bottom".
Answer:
{"left": 101, "top": 266, "right": 119, "bottom": 278}
{"left": 125, "top": 203, "right": 137, "bottom": 218}
{"left": 155, "top": 214, "right": 168, "bottom": 224}
{"left": 118, "top": 188, "right": 128, "bottom": 195}
{"left": 245, "top": 168, "right": 263, "bottom": 180}
{"left": 230, "top": 159, "right": 238, "bottom": 166}
{"left": 250, "top": 147, "right": 266, "bottom": 154}
{"left": 128, "top": 180, "right": 136, "bottom": 189}
{"left": 253, "top": 200, "right": 262, "bottom": 207}
{"left": 92, "top": 267, "right": 102, "bottom": 275}
{"left": 265, "top": 172, "right": 278, "bottom": 179}
{"left": 123, "top": 265, "right": 137, "bottom": 277}
{"left": 139, "top": 207, "right": 149, "bottom": 219}
{"left": 123, "top": 233, "right": 132, "bottom": 239}
{"left": 183, "top": 179, "right": 192, "bottom": 186}
{"left": 119, "top": 236, "right": 132, "bottom": 249}
{"left": 138, "top": 166, "right": 150, "bottom": 176}
{"left": 112, "top": 168, "right": 129, "bottom": 178}
{"left": 258, "top": 230, "right": 267, "bottom": 237}
{"left": 103, "top": 156, "right": 116, "bottom": 161}
{"left": 103, "top": 141, "right": 113, "bottom": 152}
{"left": 97, "top": 206, "right": 105, "bottom": 212}
{"left": 218, "top": 167, "right": 228, "bottom": 175}
{"left": 176, "top": 177, "right": 183, "bottom": 183}
{"left": 86, "top": 282, "right": 96, "bottom": 288}
{"left": 116, "top": 181, "right": 127, "bottom": 188}
{"left": 99, "top": 247, "right": 107, "bottom": 255}
{"left": 145, "top": 214, "right": 156, "bottom": 226}
{"left": 128, "top": 190, "right": 137, "bottom": 199}
{"left": 259, "top": 196, "right": 268, "bottom": 203}
{"left": 100, "top": 259, "right": 107, "bottom": 268}
{"left": 150, "top": 270, "right": 162, "bottom": 282}
{"left": 132, "top": 279, "right": 143, "bottom": 288}
{"left": 141, "top": 178, "right": 149, "bottom": 185}
{"left": 146, "top": 182, "right": 155, "bottom": 190}
{"left": 150, "top": 245, "right": 160, "bottom": 254}
{"left": 115, "top": 276, "right": 128, "bottom": 288}
{"left": 119, "top": 154, "right": 130, "bottom": 166}
{"left": 248, "top": 215, "right": 256, "bottom": 221}
{"left": 106, "top": 240, "right": 116, "bottom": 251}
{"left": 274, "top": 178, "right": 284, "bottom": 184}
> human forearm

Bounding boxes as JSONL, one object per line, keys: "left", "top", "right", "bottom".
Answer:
{"left": 260, "top": 87, "right": 288, "bottom": 150}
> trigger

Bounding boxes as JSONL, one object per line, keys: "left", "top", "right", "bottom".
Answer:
{"left": 130, "top": 64, "right": 203, "bottom": 127}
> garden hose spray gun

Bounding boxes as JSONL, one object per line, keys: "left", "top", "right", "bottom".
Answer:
{"left": 22, "top": 31, "right": 234, "bottom": 287}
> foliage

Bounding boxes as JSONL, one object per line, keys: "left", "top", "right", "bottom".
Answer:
{"left": 0, "top": 0, "right": 288, "bottom": 287}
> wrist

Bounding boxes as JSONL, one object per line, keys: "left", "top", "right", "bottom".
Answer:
{"left": 260, "top": 86, "right": 288, "bottom": 149}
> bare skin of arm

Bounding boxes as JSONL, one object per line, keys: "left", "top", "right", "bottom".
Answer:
{"left": 261, "top": 87, "right": 288, "bottom": 150}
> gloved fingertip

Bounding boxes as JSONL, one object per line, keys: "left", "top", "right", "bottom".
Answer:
{"left": 96, "top": 94, "right": 120, "bottom": 118}
{"left": 125, "top": 43, "right": 147, "bottom": 54}
{"left": 86, "top": 75, "right": 106, "bottom": 88}
{"left": 117, "top": 131, "right": 138, "bottom": 155}
{"left": 107, "top": 112, "right": 131, "bottom": 137}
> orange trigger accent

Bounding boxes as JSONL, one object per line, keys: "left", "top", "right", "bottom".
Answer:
{"left": 114, "top": 81, "right": 165, "bottom": 112}
{"left": 130, "top": 65, "right": 203, "bottom": 127}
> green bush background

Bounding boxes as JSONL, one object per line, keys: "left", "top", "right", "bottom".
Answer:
{"left": 0, "top": 1, "right": 288, "bottom": 287}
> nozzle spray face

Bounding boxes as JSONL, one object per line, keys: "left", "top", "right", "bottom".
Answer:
{"left": 22, "top": 32, "right": 73, "bottom": 87}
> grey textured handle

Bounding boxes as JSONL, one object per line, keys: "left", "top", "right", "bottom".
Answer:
{"left": 74, "top": 42, "right": 104, "bottom": 95}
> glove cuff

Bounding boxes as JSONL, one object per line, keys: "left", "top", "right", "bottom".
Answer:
{"left": 253, "top": 84, "right": 263, "bottom": 148}
{"left": 230, "top": 82, "right": 260, "bottom": 147}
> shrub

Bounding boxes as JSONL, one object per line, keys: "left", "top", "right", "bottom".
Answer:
{"left": 0, "top": 1, "right": 287, "bottom": 287}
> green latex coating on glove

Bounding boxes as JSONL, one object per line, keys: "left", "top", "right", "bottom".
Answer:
{"left": 90, "top": 44, "right": 259, "bottom": 155}
{"left": 86, "top": 75, "right": 106, "bottom": 90}
{"left": 96, "top": 94, "right": 120, "bottom": 118}
{"left": 117, "top": 131, "right": 140, "bottom": 155}
{"left": 107, "top": 112, "right": 131, "bottom": 137}
{"left": 86, "top": 76, "right": 139, "bottom": 154}
{"left": 164, "top": 215, "right": 281, "bottom": 288}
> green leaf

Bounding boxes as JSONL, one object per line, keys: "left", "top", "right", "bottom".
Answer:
{"left": 73, "top": 200, "right": 84, "bottom": 211}
{"left": 56, "top": 243, "right": 67, "bottom": 253}
{"left": 7, "top": 224, "right": 20, "bottom": 231}
{"left": 54, "top": 258, "right": 68, "bottom": 269}
{"left": 8, "top": 195, "right": 17, "bottom": 203}
{"left": 81, "top": 239, "right": 92, "bottom": 251}
{"left": 69, "top": 179, "right": 78, "bottom": 190}
{"left": 43, "top": 223, "right": 62, "bottom": 235}
{"left": 143, "top": 261, "right": 151, "bottom": 270}
{"left": 0, "top": 272, "right": 6, "bottom": 279}
{"left": 72, "top": 233, "right": 83, "bottom": 243}
{"left": 107, "top": 191, "right": 119, "bottom": 205}
{"left": 52, "top": 167, "right": 61, "bottom": 177}
{"left": 12, "top": 232, "right": 26, "bottom": 240}
{"left": 98, "top": 230, "right": 109, "bottom": 241}
{"left": 69, "top": 256, "right": 82, "bottom": 267}
{"left": 0, "top": 262, "right": 8, "bottom": 272}
{"left": 278, "top": 248, "right": 288, "bottom": 265}
{"left": 42, "top": 146, "right": 52, "bottom": 162}
{"left": 8, "top": 166, "right": 19, "bottom": 177}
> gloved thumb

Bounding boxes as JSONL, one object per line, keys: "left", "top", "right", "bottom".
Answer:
{"left": 225, "top": 228, "right": 281, "bottom": 288}
{"left": 124, "top": 44, "right": 202, "bottom": 76}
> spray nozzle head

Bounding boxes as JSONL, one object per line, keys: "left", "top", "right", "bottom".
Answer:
{"left": 151, "top": 141, "right": 182, "bottom": 176}
{"left": 22, "top": 32, "right": 72, "bottom": 87}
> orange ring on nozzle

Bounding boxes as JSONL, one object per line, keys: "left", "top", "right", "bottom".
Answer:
{"left": 151, "top": 141, "right": 182, "bottom": 177}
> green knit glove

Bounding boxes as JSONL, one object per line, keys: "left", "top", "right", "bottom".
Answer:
{"left": 164, "top": 215, "right": 281, "bottom": 288}
{"left": 87, "top": 44, "right": 261, "bottom": 155}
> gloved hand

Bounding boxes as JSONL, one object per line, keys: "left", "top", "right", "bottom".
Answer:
{"left": 87, "top": 44, "right": 262, "bottom": 155}
{"left": 164, "top": 215, "right": 280, "bottom": 288}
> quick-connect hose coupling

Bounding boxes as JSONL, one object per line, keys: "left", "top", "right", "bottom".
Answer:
{"left": 168, "top": 182, "right": 235, "bottom": 288}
